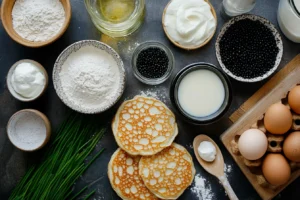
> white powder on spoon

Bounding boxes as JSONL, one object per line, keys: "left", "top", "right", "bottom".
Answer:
{"left": 59, "top": 46, "right": 121, "bottom": 111}
{"left": 12, "top": 0, "right": 65, "bottom": 42}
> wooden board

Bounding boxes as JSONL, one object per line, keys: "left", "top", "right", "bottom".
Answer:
{"left": 230, "top": 54, "right": 300, "bottom": 123}
{"left": 221, "top": 54, "right": 300, "bottom": 200}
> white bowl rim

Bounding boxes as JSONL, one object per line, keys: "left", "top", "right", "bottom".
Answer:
{"left": 6, "top": 59, "right": 48, "bottom": 102}
{"left": 53, "top": 40, "right": 126, "bottom": 114}
{"left": 215, "top": 14, "right": 283, "bottom": 83}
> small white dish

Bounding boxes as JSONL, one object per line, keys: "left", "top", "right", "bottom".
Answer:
{"left": 7, "top": 109, "right": 51, "bottom": 152}
{"left": 53, "top": 40, "right": 126, "bottom": 114}
{"left": 6, "top": 59, "right": 49, "bottom": 102}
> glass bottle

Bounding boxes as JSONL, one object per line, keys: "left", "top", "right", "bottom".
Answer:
{"left": 221, "top": 0, "right": 256, "bottom": 18}
{"left": 278, "top": 0, "right": 300, "bottom": 43}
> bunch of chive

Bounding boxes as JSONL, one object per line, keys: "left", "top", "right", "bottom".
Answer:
{"left": 9, "top": 114, "right": 106, "bottom": 200}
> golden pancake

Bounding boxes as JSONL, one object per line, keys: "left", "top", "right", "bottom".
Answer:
{"left": 108, "top": 148, "right": 159, "bottom": 200}
{"left": 112, "top": 96, "right": 178, "bottom": 156}
{"left": 139, "top": 143, "right": 195, "bottom": 199}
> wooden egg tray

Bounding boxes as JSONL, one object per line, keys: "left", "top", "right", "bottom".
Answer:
{"left": 221, "top": 54, "right": 300, "bottom": 200}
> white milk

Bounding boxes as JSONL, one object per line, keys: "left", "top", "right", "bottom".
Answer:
{"left": 277, "top": 0, "right": 300, "bottom": 43}
{"left": 178, "top": 70, "right": 225, "bottom": 117}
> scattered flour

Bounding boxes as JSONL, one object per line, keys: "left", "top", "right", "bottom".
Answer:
{"left": 12, "top": 0, "right": 65, "bottom": 42}
{"left": 59, "top": 46, "right": 121, "bottom": 112}
{"left": 186, "top": 143, "right": 193, "bottom": 150}
{"left": 127, "top": 42, "right": 140, "bottom": 53}
{"left": 224, "top": 163, "right": 233, "bottom": 178}
{"left": 138, "top": 88, "right": 168, "bottom": 103}
{"left": 191, "top": 174, "right": 214, "bottom": 200}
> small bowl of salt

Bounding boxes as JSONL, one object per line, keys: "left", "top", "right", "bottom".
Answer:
{"left": 7, "top": 59, "right": 48, "bottom": 102}
{"left": 7, "top": 109, "right": 51, "bottom": 151}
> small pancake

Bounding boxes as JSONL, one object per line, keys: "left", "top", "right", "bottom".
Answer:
{"left": 139, "top": 143, "right": 195, "bottom": 200}
{"left": 112, "top": 96, "right": 178, "bottom": 156}
{"left": 108, "top": 148, "right": 159, "bottom": 200}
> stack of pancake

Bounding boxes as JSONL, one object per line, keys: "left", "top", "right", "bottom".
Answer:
{"left": 108, "top": 96, "right": 195, "bottom": 199}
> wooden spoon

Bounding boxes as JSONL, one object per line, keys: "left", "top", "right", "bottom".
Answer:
{"left": 193, "top": 134, "right": 239, "bottom": 200}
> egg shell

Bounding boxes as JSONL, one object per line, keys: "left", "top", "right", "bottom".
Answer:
{"left": 288, "top": 86, "right": 300, "bottom": 114}
{"left": 264, "top": 103, "right": 292, "bottom": 134}
{"left": 262, "top": 154, "right": 291, "bottom": 186}
{"left": 283, "top": 131, "right": 300, "bottom": 162}
{"left": 238, "top": 129, "right": 268, "bottom": 160}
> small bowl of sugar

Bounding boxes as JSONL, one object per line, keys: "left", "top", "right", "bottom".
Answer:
{"left": 1, "top": 0, "right": 71, "bottom": 48}
{"left": 7, "top": 109, "right": 51, "bottom": 151}
{"left": 7, "top": 59, "right": 48, "bottom": 102}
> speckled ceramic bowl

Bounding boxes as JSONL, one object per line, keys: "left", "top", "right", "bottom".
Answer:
{"left": 215, "top": 14, "right": 283, "bottom": 82}
{"left": 53, "top": 40, "right": 126, "bottom": 114}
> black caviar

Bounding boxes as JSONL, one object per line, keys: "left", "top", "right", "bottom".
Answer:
{"left": 136, "top": 47, "right": 169, "bottom": 79}
{"left": 219, "top": 19, "right": 279, "bottom": 79}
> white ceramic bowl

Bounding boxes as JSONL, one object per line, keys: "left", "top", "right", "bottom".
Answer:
{"left": 53, "top": 40, "right": 126, "bottom": 114}
{"left": 215, "top": 14, "right": 283, "bottom": 82}
{"left": 7, "top": 59, "right": 49, "bottom": 102}
{"left": 7, "top": 109, "right": 51, "bottom": 151}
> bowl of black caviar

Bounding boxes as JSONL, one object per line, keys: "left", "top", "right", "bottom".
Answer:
{"left": 216, "top": 14, "right": 283, "bottom": 82}
{"left": 132, "top": 41, "right": 175, "bottom": 85}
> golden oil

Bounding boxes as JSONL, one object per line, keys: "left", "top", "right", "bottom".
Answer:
{"left": 98, "top": 0, "right": 136, "bottom": 23}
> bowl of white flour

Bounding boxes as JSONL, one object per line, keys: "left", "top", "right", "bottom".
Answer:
{"left": 53, "top": 40, "right": 126, "bottom": 114}
{"left": 1, "top": 0, "right": 71, "bottom": 47}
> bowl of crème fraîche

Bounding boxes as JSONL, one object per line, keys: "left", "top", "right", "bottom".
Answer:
{"left": 162, "top": 0, "right": 217, "bottom": 50}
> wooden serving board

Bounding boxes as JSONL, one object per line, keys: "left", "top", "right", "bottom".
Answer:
{"left": 221, "top": 54, "right": 300, "bottom": 200}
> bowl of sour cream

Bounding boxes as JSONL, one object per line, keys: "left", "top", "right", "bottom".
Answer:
{"left": 170, "top": 63, "right": 232, "bottom": 124}
{"left": 7, "top": 59, "right": 48, "bottom": 102}
{"left": 162, "top": 0, "right": 217, "bottom": 50}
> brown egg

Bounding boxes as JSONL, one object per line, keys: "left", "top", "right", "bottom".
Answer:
{"left": 288, "top": 86, "right": 300, "bottom": 114}
{"left": 262, "top": 154, "right": 291, "bottom": 186}
{"left": 264, "top": 103, "right": 292, "bottom": 134}
{"left": 283, "top": 131, "right": 300, "bottom": 162}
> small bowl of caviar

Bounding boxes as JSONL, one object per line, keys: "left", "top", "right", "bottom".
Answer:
{"left": 132, "top": 41, "right": 175, "bottom": 85}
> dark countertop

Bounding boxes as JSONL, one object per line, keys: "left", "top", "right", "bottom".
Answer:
{"left": 0, "top": 0, "right": 300, "bottom": 199}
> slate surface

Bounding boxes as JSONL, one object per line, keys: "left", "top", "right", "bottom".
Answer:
{"left": 0, "top": 0, "right": 300, "bottom": 199}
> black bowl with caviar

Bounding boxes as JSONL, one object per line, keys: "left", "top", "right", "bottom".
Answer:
{"left": 170, "top": 63, "right": 232, "bottom": 125}
{"left": 132, "top": 41, "right": 174, "bottom": 85}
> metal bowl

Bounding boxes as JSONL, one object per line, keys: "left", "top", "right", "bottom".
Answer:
{"left": 170, "top": 63, "right": 232, "bottom": 125}
{"left": 53, "top": 40, "right": 126, "bottom": 114}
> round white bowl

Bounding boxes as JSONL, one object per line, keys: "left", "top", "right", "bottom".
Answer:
{"left": 7, "top": 59, "right": 48, "bottom": 102}
{"left": 53, "top": 40, "right": 126, "bottom": 114}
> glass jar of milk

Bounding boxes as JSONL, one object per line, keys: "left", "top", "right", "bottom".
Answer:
{"left": 278, "top": 0, "right": 300, "bottom": 43}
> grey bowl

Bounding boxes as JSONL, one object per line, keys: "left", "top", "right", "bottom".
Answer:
{"left": 215, "top": 14, "right": 283, "bottom": 83}
{"left": 53, "top": 40, "right": 126, "bottom": 114}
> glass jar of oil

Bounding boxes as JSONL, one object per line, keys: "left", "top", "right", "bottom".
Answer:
{"left": 85, "top": 0, "right": 145, "bottom": 37}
